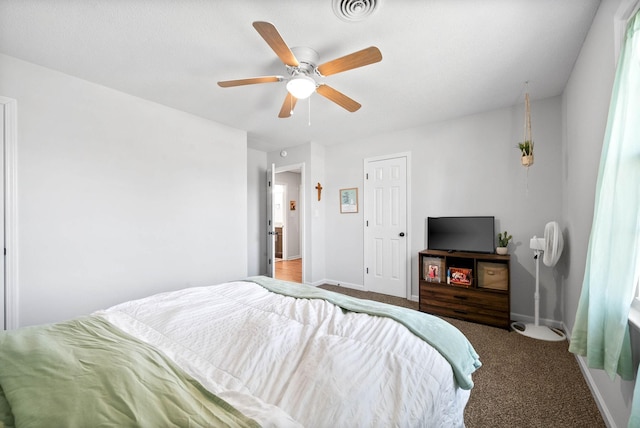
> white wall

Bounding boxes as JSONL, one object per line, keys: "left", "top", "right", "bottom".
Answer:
{"left": 308, "top": 142, "right": 326, "bottom": 285}
{"left": 322, "top": 97, "right": 564, "bottom": 322}
{"left": 562, "top": 0, "right": 637, "bottom": 426}
{"left": 247, "top": 148, "right": 267, "bottom": 276}
{"left": 0, "top": 54, "right": 248, "bottom": 327}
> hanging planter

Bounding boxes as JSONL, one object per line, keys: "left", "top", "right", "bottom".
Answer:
{"left": 518, "top": 88, "right": 534, "bottom": 167}
{"left": 519, "top": 141, "right": 534, "bottom": 166}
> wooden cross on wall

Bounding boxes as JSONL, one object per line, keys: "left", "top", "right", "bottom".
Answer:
{"left": 315, "top": 182, "right": 323, "bottom": 201}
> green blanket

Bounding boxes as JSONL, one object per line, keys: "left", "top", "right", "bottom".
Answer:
{"left": 0, "top": 316, "right": 259, "bottom": 428}
{"left": 246, "top": 276, "right": 482, "bottom": 390}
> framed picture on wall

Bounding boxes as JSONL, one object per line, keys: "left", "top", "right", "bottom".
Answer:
{"left": 340, "top": 188, "right": 358, "bottom": 213}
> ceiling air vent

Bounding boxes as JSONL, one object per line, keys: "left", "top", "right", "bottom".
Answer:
{"left": 332, "top": 0, "right": 380, "bottom": 22}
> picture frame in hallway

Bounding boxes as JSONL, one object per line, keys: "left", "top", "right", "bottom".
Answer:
{"left": 340, "top": 188, "right": 358, "bottom": 213}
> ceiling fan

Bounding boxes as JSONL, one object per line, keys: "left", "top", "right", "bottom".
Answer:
{"left": 217, "top": 21, "right": 382, "bottom": 118}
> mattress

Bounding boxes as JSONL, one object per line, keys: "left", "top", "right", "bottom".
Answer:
{"left": 1, "top": 277, "right": 480, "bottom": 427}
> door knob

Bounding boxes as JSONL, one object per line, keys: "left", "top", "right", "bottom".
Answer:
{"left": 399, "top": 232, "right": 405, "bottom": 237}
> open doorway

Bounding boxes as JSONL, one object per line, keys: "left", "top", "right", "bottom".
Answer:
{"left": 274, "top": 166, "right": 303, "bottom": 283}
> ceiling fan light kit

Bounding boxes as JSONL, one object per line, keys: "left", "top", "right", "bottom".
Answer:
{"left": 286, "top": 75, "right": 316, "bottom": 99}
{"left": 217, "top": 21, "right": 382, "bottom": 118}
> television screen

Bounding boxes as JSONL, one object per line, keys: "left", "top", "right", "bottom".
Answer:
{"left": 427, "top": 216, "right": 495, "bottom": 253}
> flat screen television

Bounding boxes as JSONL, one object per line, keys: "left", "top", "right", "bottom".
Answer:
{"left": 427, "top": 216, "right": 495, "bottom": 254}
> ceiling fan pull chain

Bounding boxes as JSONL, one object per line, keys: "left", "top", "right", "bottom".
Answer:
{"left": 308, "top": 97, "right": 312, "bottom": 126}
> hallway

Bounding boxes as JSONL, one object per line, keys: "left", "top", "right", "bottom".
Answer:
{"left": 275, "top": 258, "right": 302, "bottom": 283}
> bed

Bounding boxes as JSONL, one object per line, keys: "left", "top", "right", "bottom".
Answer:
{"left": 0, "top": 276, "right": 481, "bottom": 427}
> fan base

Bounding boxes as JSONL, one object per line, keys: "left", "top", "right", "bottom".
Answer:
{"left": 511, "top": 322, "right": 566, "bottom": 342}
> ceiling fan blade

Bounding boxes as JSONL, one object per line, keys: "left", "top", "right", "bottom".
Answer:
{"left": 316, "top": 84, "right": 361, "bottom": 112}
{"left": 317, "top": 46, "right": 382, "bottom": 77}
{"left": 253, "top": 21, "right": 299, "bottom": 67}
{"left": 218, "top": 76, "right": 282, "bottom": 87}
{"left": 278, "top": 93, "right": 298, "bottom": 118}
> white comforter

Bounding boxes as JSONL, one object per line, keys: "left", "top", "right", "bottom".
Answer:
{"left": 98, "top": 280, "right": 470, "bottom": 427}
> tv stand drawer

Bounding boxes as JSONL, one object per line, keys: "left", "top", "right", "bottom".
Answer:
{"left": 420, "top": 285, "right": 508, "bottom": 311}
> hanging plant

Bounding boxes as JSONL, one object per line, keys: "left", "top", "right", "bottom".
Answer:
{"left": 519, "top": 140, "right": 534, "bottom": 166}
{"left": 519, "top": 88, "right": 534, "bottom": 167}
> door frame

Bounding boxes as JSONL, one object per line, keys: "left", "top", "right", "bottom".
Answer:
{"left": 1, "top": 97, "right": 18, "bottom": 330}
{"left": 363, "top": 152, "right": 412, "bottom": 299}
{"left": 275, "top": 163, "right": 305, "bottom": 282}
{"left": 267, "top": 164, "right": 275, "bottom": 277}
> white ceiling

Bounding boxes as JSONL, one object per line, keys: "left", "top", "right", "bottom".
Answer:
{"left": 0, "top": 0, "right": 600, "bottom": 152}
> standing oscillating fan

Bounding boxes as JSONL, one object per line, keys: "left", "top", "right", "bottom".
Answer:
{"left": 511, "top": 221, "right": 566, "bottom": 341}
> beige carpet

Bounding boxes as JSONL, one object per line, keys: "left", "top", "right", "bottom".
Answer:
{"left": 318, "top": 284, "right": 605, "bottom": 428}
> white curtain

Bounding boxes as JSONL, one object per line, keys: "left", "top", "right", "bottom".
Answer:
{"left": 568, "top": 4, "right": 640, "bottom": 402}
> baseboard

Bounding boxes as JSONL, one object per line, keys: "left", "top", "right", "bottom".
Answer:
{"left": 572, "top": 353, "right": 617, "bottom": 427}
{"left": 563, "top": 322, "right": 617, "bottom": 428}
{"left": 320, "top": 279, "right": 365, "bottom": 291}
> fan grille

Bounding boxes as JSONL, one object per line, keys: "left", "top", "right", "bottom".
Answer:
{"left": 332, "top": 0, "right": 380, "bottom": 22}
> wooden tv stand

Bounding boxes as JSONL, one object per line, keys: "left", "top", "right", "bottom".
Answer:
{"left": 418, "top": 249, "right": 510, "bottom": 329}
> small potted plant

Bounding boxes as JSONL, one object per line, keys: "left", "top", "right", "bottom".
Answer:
{"left": 497, "top": 231, "right": 512, "bottom": 255}
{"left": 518, "top": 140, "right": 534, "bottom": 166}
